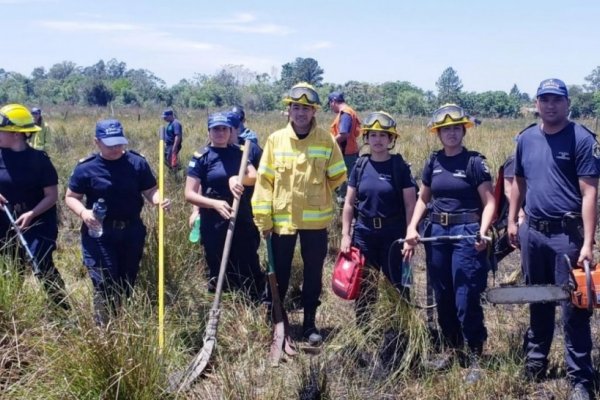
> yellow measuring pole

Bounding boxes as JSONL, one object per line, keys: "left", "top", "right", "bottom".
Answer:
{"left": 158, "top": 127, "right": 165, "bottom": 351}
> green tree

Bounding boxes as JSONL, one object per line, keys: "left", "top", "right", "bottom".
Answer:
{"left": 584, "top": 66, "right": 600, "bottom": 91}
{"left": 436, "top": 67, "right": 463, "bottom": 105}
{"left": 279, "top": 57, "right": 324, "bottom": 88}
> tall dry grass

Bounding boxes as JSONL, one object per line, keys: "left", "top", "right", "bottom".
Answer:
{"left": 1, "top": 106, "right": 599, "bottom": 399}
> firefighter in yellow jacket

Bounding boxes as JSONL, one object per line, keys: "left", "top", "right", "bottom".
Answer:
{"left": 252, "top": 82, "right": 346, "bottom": 345}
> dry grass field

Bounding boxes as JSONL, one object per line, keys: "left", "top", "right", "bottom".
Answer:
{"left": 1, "top": 106, "right": 600, "bottom": 399}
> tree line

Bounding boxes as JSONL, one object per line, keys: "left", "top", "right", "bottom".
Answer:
{"left": 1, "top": 57, "right": 600, "bottom": 119}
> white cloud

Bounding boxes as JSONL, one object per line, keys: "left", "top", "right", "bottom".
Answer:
{"left": 175, "top": 12, "right": 293, "bottom": 36}
{"left": 303, "top": 41, "right": 333, "bottom": 50}
{"left": 39, "top": 20, "right": 138, "bottom": 32}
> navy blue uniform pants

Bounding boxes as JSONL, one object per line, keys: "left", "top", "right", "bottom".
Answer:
{"left": 1, "top": 222, "right": 67, "bottom": 307}
{"left": 267, "top": 229, "right": 327, "bottom": 312}
{"left": 425, "top": 222, "right": 488, "bottom": 350}
{"left": 82, "top": 220, "right": 146, "bottom": 316}
{"left": 520, "top": 223, "right": 593, "bottom": 387}
{"left": 201, "top": 220, "right": 264, "bottom": 300}
{"left": 352, "top": 223, "right": 406, "bottom": 322}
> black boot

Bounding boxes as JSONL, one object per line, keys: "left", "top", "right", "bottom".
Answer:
{"left": 303, "top": 310, "right": 322, "bottom": 346}
{"left": 464, "top": 345, "right": 483, "bottom": 384}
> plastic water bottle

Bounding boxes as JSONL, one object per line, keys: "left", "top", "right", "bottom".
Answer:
{"left": 89, "top": 198, "right": 107, "bottom": 238}
{"left": 188, "top": 215, "right": 201, "bottom": 243}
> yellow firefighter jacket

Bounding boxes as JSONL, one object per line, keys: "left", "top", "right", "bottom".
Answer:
{"left": 252, "top": 121, "right": 347, "bottom": 234}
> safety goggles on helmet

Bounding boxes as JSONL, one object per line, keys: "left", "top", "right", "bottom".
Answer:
{"left": 0, "top": 104, "right": 40, "bottom": 133}
{"left": 285, "top": 86, "right": 321, "bottom": 106}
{"left": 361, "top": 111, "right": 397, "bottom": 135}
{"left": 431, "top": 104, "right": 466, "bottom": 124}
{"left": 429, "top": 104, "right": 473, "bottom": 132}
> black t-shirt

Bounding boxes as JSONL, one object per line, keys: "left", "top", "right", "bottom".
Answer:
{"left": 0, "top": 147, "right": 58, "bottom": 228}
{"left": 68, "top": 151, "right": 157, "bottom": 220}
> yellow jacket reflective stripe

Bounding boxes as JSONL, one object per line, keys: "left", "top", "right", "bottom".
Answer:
{"left": 252, "top": 121, "right": 347, "bottom": 234}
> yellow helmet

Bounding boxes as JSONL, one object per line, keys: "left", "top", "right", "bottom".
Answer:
{"left": 0, "top": 104, "right": 41, "bottom": 133}
{"left": 282, "top": 82, "right": 321, "bottom": 108}
{"left": 428, "top": 103, "right": 474, "bottom": 133}
{"left": 361, "top": 111, "right": 398, "bottom": 136}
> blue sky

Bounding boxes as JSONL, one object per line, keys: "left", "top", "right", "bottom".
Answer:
{"left": 5, "top": 0, "right": 600, "bottom": 97}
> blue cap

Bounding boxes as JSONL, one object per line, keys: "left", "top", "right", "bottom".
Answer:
{"left": 208, "top": 112, "right": 234, "bottom": 129}
{"left": 162, "top": 109, "right": 174, "bottom": 118}
{"left": 95, "top": 119, "right": 128, "bottom": 146}
{"left": 328, "top": 91, "right": 345, "bottom": 103}
{"left": 536, "top": 78, "right": 568, "bottom": 97}
{"left": 227, "top": 111, "right": 241, "bottom": 129}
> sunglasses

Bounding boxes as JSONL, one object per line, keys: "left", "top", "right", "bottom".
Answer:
{"left": 288, "top": 87, "right": 320, "bottom": 105}
{"left": 363, "top": 112, "right": 396, "bottom": 130}
{"left": 431, "top": 105, "right": 466, "bottom": 124}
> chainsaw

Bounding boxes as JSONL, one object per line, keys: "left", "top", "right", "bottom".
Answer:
{"left": 485, "top": 258, "right": 600, "bottom": 312}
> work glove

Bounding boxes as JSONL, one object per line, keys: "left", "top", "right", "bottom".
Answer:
{"left": 170, "top": 153, "right": 178, "bottom": 168}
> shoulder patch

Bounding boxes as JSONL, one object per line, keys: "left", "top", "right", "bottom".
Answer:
{"left": 77, "top": 153, "right": 97, "bottom": 164}
{"left": 592, "top": 142, "right": 600, "bottom": 159}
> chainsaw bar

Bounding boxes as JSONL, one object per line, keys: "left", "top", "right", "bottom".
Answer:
{"left": 485, "top": 285, "right": 570, "bottom": 304}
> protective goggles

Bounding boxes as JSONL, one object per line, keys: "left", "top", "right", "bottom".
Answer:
{"left": 431, "top": 105, "right": 466, "bottom": 124}
{"left": 288, "top": 86, "right": 320, "bottom": 105}
{"left": 362, "top": 112, "right": 396, "bottom": 131}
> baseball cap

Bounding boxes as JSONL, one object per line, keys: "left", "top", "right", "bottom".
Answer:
{"left": 31, "top": 107, "right": 41, "bottom": 115}
{"left": 328, "top": 91, "right": 345, "bottom": 103}
{"left": 95, "top": 119, "right": 128, "bottom": 146}
{"left": 231, "top": 105, "right": 245, "bottom": 120}
{"left": 536, "top": 79, "right": 568, "bottom": 97}
{"left": 162, "top": 109, "right": 174, "bottom": 118}
{"left": 226, "top": 111, "right": 241, "bottom": 129}
{"left": 208, "top": 112, "right": 234, "bottom": 129}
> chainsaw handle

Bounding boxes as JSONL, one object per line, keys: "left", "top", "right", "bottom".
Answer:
{"left": 584, "top": 259, "right": 593, "bottom": 313}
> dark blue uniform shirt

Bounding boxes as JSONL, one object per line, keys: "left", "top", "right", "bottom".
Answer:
{"left": 422, "top": 148, "right": 491, "bottom": 214}
{"left": 0, "top": 147, "right": 58, "bottom": 227}
{"left": 165, "top": 119, "right": 183, "bottom": 150}
{"left": 515, "top": 122, "right": 600, "bottom": 220}
{"left": 68, "top": 151, "right": 157, "bottom": 221}
{"left": 349, "top": 157, "right": 413, "bottom": 219}
{"left": 187, "top": 145, "right": 253, "bottom": 226}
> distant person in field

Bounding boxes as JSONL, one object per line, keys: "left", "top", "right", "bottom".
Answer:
{"left": 328, "top": 91, "right": 361, "bottom": 204}
{"left": 162, "top": 109, "right": 183, "bottom": 171}
{"left": 230, "top": 105, "right": 260, "bottom": 147}
{"left": 508, "top": 78, "right": 599, "bottom": 400}
{"left": 65, "top": 119, "right": 171, "bottom": 326}
{"left": 185, "top": 112, "right": 264, "bottom": 300}
{"left": 340, "top": 111, "right": 416, "bottom": 326}
{"left": 404, "top": 103, "right": 495, "bottom": 385}
{"left": 252, "top": 82, "right": 346, "bottom": 345}
{"left": 0, "top": 103, "right": 69, "bottom": 310}
{"left": 30, "top": 107, "right": 51, "bottom": 151}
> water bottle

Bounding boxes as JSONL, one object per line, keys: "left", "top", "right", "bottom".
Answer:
{"left": 89, "top": 198, "right": 107, "bottom": 238}
{"left": 188, "top": 215, "right": 201, "bottom": 243}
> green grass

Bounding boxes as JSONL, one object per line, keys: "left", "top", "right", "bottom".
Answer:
{"left": 2, "top": 106, "right": 600, "bottom": 399}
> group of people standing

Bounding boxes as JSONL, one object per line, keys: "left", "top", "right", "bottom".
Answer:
{"left": 0, "top": 76, "right": 597, "bottom": 399}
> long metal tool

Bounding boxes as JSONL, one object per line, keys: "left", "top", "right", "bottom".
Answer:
{"left": 158, "top": 127, "right": 166, "bottom": 351}
{"left": 168, "top": 142, "right": 251, "bottom": 393}
{"left": 3, "top": 205, "right": 41, "bottom": 275}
